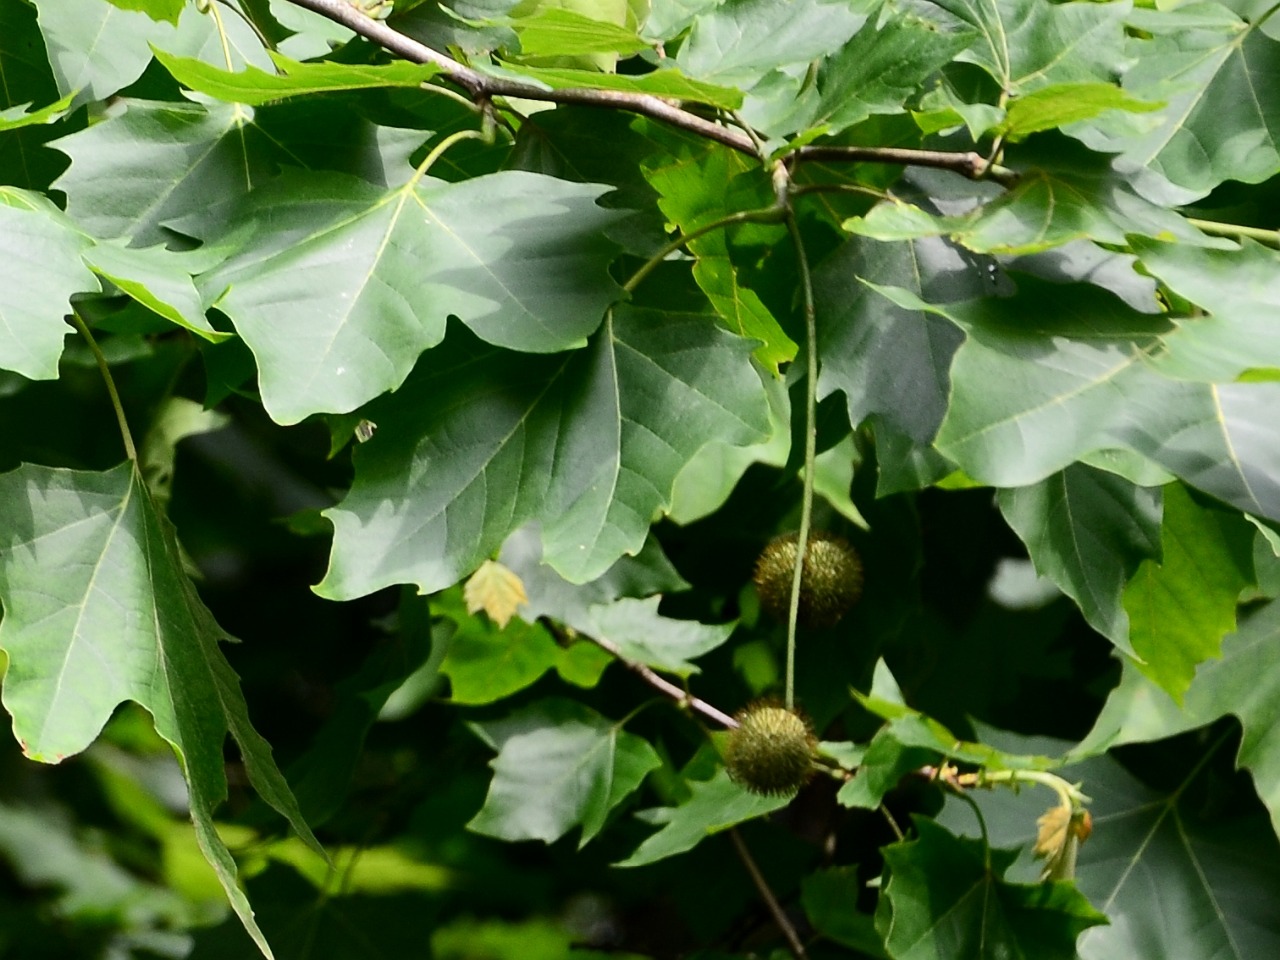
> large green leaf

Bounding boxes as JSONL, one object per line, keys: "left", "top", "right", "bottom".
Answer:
{"left": 1136, "top": 237, "right": 1280, "bottom": 381}
{"left": 1073, "top": 749, "right": 1280, "bottom": 960}
{"left": 813, "top": 233, "right": 983, "bottom": 446}
{"left": 0, "top": 190, "right": 97, "bottom": 379}
{"left": 195, "top": 168, "right": 621, "bottom": 423}
{"left": 1078, "top": 598, "right": 1280, "bottom": 839}
{"left": 467, "top": 698, "right": 661, "bottom": 845}
{"left": 52, "top": 98, "right": 277, "bottom": 245}
{"left": 930, "top": 0, "right": 1131, "bottom": 94}
{"left": 878, "top": 818, "right": 1106, "bottom": 960}
{"left": 922, "top": 278, "right": 1280, "bottom": 522}
{"left": 616, "top": 767, "right": 791, "bottom": 867}
{"left": 642, "top": 140, "right": 795, "bottom": 371}
{"left": 939, "top": 743, "right": 1280, "bottom": 960}
{"left": 998, "top": 464, "right": 1161, "bottom": 653}
{"left": 1122, "top": 482, "right": 1254, "bottom": 698}
{"left": 0, "top": 463, "right": 322, "bottom": 959}
{"left": 1076, "top": 3, "right": 1280, "bottom": 199}
{"left": 317, "top": 307, "right": 771, "bottom": 597}
{"left": 35, "top": 0, "right": 177, "bottom": 101}
{"left": 675, "top": 0, "right": 869, "bottom": 87}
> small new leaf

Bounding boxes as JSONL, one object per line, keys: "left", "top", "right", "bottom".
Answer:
{"left": 464, "top": 560, "right": 529, "bottom": 629}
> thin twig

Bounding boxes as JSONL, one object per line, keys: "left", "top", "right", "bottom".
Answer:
{"left": 573, "top": 627, "right": 740, "bottom": 729}
{"left": 279, "top": 0, "right": 1018, "bottom": 181}
{"left": 69, "top": 313, "right": 138, "bottom": 463}
{"left": 729, "top": 828, "right": 810, "bottom": 960}
{"left": 792, "top": 145, "right": 1019, "bottom": 186}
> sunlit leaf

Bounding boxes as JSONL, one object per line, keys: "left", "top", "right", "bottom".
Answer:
{"left": 0, "top": 463, "right": 322, "bottom": 958}
{"left": 318, "top": 308, "right": 770, "bottom": 597}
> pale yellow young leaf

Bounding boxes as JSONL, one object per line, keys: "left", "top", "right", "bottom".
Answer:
{"left": 463, "top": 560, "right": 529, "bottom": 628}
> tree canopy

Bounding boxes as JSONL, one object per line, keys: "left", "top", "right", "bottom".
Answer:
{"left": 3, "top": 0, "right": 1280, "bottom": 957}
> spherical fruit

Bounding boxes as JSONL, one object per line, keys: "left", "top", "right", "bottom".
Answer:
{"left": 753, "top": 530, "right": 863, "bottom": 629}
{"left": 725, "top": 702, "right": 816, "bottom": 796}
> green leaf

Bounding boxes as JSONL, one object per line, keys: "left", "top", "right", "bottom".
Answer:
{"left": 81, "top": 241, "right": 227, "bottom": 341}
{"left": 931, "top": 0, "right": 1131, "bottom": 94}
{"left": 0, "top": 463, "right": 322, "bottom": 959}
{"left": 0, "top": 190, "right": 97, "bottom": 379}
{"left": 1077, "top": 4, "right": 1280, "bottom": 199}
{"left": 196, "top": 168, "right": 622, "bottom": 424}
{"left": 468, "top": 698, "right": 661, "bottom": 845}
{"left": 813, "top": 234, "right": 979, "bottom": 446}
{"left": 506, "top": 6, "right": 651, "bottom": 55}
{"left": 154, "top": 50, "right": 442, "bottom": 105}
{"left": 1123, "top": 482, "right": 1254, "bottom": 699}
{"left": 675, "top": 0, "right": 869, "bottom": 88}
{"left": 0, "top": 92, "right": 74, "bottom": 132}
{"left": 318, "top": 308, "right": 770, "bottom": 598}
{"left": 845, "top": 157, "right": 1217, "bottom": 256}
{"left": 439, "top": 598, "right": 567, "bottom": 705}
{"left": 801, "top": 14, "right": 977, "bottom": 137}
{"left": 1078, "top": 599, "right": 1280, "bottom": 838}
{"left": 585, "top": 597, "right": 735, "bottom": 676}
{"left": 484, "top": 61, "right": 743, "bottom": 109}
{"left": 52, "top": 98, "right": 275, "bottom": 245}
{"left": 998, "top": 464, "right": 1161, "bottom": 653}
{"left": 838, "top": 726, "right": 940, "bottom": 809}
{"left": 1070, "top": 749, "right": 1280, "bottom": 960}
{"left": 999, "top": 82, "right": 1161, "bottom": 142}
{"left": 106, "top": 0, "right": 185, "bottom": 24}
{"left": 642, "top": 140, "right": 796, "bottom": 372}
{"left": 939, "top": 742, "right": 1280, "bottom": 960}
{"left": 1137, "top": 237, "right": 1280, "bottom": 381}
{"left": 499, "top": 524, "right": 690, "bottom": 630}
{"left": 616, "top": 767, "right": 791, "bottom": 867}
{"left": 879, "top": 818, "right": 1106, "bottom": 960}
{"left": 34, "top": 0, "right": 177, "bottom": 101}
{"left": 927, "top": 277, "right": 1280, "bottom": 522}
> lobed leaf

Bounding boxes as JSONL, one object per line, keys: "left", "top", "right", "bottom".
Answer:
{"left": 318, "top": 306, "right": 770, "bottom": 598}
{"left": 468, "top": 698, "right": 661, "bottom": 845}
{"left": 0, "top": 463, "right": 322, "bottom": 959}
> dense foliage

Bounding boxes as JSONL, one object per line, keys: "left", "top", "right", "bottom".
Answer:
{"left": 4, "top": 0, "right": 1280, "bottom": 956}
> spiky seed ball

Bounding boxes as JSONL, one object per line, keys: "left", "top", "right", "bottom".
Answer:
{"left": 725, "top": 702, "right": 817, "bottom": 796}
{"left": 753, "top": 531, "right": 863, "bottom": 629}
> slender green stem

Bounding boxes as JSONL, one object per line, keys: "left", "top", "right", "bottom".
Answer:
{"left": 782, "top": 185, "right": 818, "bottom": 712}
{"left": 622, "top": 206, "right": 785, "bottom": 295}
{"left": 1187, "top": 217, "right": 1280, "bottom": 247}
{"left": 1254, "top": 0, "right": 1280, "bottom": 30}
{"left": 70, "top": 313, "right": 137, "bottom": 463}
{"left": 975, "top": 768, "right": 1090, "bottom": 807}
{"left": 409, "top": 127, "right": 490, "bottom": 185}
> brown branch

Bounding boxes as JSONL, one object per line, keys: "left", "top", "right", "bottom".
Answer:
{"left": 579, "top": 628, "right": 741, "bottom": 729}
{"left": 793, "top": 144, "right": 1020, "bottom": 186}
{"left": 279, "top": 0, "right": 1016, "bottom": 180}
{"left": 730, "top": 828, "right": 810, "bottom": 960}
